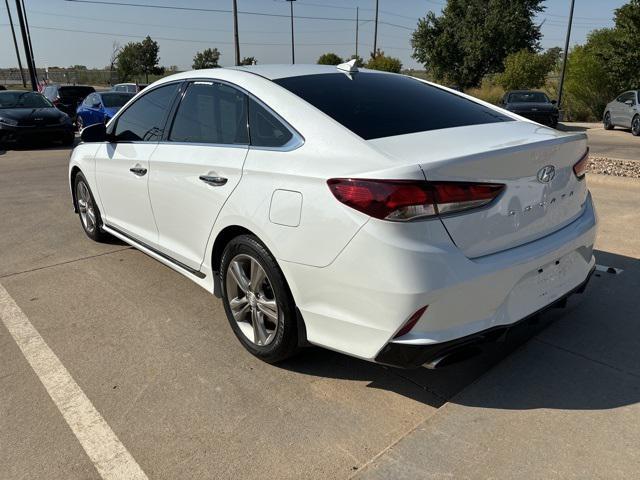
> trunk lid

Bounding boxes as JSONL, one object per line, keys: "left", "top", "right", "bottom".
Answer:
{"left": 368, "top": 121, "right": 589, "bottom": 258}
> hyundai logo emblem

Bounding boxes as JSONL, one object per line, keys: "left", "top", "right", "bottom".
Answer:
{"left": 537, "top": 165, "right": 556, "bottom": 183}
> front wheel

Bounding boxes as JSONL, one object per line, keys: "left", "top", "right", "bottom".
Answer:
{"left": 74, "top": 172, "right": 108, "bottom": 242}
{"left": 220, "top": 235, "right": 299, "bottom": 363}
{"left": 603, "top": 112, "right": 614, "bottom": 130}
{"left": 632, "top": 115, "right": 640, "bottom": 136}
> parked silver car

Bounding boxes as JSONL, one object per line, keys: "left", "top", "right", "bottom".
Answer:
{"left": 603, "top": 90, "right": 640, "bottom": 136}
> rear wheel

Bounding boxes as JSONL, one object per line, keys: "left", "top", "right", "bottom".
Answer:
{"left": 632, "top": 115, "right": 640, "bottom": 136}
{"left": 74, "top": 172, "right": 108, "bottom": 242}
{"left": 220, "top": 235, "right": 299, "bottom": 363}
{"left": 603, "top": 112, "right": 614, "bottom": 130}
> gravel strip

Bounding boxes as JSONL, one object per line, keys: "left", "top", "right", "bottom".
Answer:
{"left": 588, "top": 157, "right": 640, "bottom": 178}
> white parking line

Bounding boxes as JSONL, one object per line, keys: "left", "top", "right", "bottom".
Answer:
{"left": 0, "top": 283, "right": 148, "bottom": 480}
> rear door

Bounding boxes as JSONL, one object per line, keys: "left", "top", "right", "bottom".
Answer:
{"left": 148, "top": 81, "right": 249, "bottom": 270}
{"left": 619, "top": 91, "right": 636, "bottom": 127}
{"left": 95, "top": 82, "right": 181, "bottom": 245}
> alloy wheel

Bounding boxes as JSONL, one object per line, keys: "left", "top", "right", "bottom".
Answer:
{"left": 76, "top": 181, "right": 96, "bottom": 233}
{"left": 225, "top": 254, "right": 279, "bottom": 346}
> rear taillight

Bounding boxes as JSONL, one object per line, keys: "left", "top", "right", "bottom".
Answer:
{"left": 394, "top": 306, "right": 428, "bottom": 339}
{"left": 327, "top": 178, "right": 504, "bottom": 221}
{"left": 573, "top": 149, "right": 589, "bottom": 179}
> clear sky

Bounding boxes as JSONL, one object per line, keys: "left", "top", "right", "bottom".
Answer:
{"left": 0, "top": 0, "right": 630, "bottom": 70}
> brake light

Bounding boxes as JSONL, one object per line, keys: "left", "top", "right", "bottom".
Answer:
{"left": 394, "top": 306, "right": 428, "bottom": 338}
{"left": 327, "top": 178, "right": 504, "bottom": 221}
{"left": 573, "top": 149, "right": 589, "bottom": 179}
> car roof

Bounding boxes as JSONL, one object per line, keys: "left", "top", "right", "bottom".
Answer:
{"left": 227, "top": 64, "right": 351, "bottom": 80}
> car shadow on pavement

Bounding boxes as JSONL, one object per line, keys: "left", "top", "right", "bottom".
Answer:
{"left": 279, "top": 250, "right": 640, "bottom": 410}
{"left": 557, "top": 124, "right": 589, "bottom": 132}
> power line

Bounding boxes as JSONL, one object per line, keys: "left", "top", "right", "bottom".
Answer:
{"left": 0, "top": 22, "right": 373, "bottom": 47}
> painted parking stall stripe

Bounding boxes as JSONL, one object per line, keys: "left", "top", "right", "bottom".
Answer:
{"left": 0, "top": 283, "right": 149, "bottom": 480}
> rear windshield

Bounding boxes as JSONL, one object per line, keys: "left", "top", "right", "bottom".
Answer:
{"left": 274, "top": 72, "right": 511, "bottom": 140}
{"left": 508, "top": 92, "right": 549, "bottom": 103}
{"left": 59, "top": 86, "right": 95, "bottom": 98}
{"left": 0, "top": 91, "right": 52, "bottom": 109}
{"left": 101, "top": 92, "right": 134, "bottom": 107}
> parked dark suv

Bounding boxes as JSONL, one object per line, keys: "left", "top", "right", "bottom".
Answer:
{"left": 500, "top": 90, "right": 559, "bottom": 128}
{"left": 42, "top": 85, "right": 95, "bottom": 123}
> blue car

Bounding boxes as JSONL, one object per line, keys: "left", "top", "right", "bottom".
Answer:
{"left": 75, "top": 91, "right": 134, "bottom": 130}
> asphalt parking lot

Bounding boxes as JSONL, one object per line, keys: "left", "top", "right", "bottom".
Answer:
{"left": 1, "top": 141, "right": 639, "bottom": 479}
{"left": 559, "top": 122, "right": 640, "bottom": 161}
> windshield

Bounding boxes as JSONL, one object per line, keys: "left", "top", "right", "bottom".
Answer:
{"left": 101, "top": 92, "right": 134, "bottom": 108}
{"left": 274, "top": 72, "right": 511, "bottom": 140}
{"left": 0, "top": 91, "right": 53, "bottom": 109}
{"left": 508, "top": 92, "right": 549, "bottom": 103}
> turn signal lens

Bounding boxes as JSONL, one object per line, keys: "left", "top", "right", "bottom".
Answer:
{"left": 327, "top": 179, "right": 504, "bottom": 221}
{"left": 573, "top": 149, "right": 589, "bottom": 179}
{"left": 394, "top": 306, "right": 428, "bottom": 339}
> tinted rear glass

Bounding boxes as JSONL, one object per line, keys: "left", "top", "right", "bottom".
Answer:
{"left": 274, "top": 72, "right": 511, "bottom": 140}
{"left": 59, "top": 86, "right": 95, "bottom": 99}
{"left": 0, "top": 91, "right": 53, "bottom": 109}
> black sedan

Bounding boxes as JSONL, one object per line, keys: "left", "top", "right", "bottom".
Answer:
{"left": 500, "top": 90, "right": 559, "bottom": 128}
{"left": 0, "top": 90, "right": 74, "bottom": 147}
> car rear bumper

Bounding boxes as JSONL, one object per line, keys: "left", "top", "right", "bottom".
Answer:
{"left": 374, "top": 265, "right": 595, "bottom": 368}
{"left": 282, "top": 192, "right": 597, "bottom": 363}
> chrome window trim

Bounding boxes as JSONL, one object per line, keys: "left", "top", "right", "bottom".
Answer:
{"left": 105, "top": 76, "right": 305, "bottom": 152}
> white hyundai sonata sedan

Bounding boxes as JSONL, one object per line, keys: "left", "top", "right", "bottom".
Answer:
{"left": 69, "top": 63, "right": 596, "bottom": 368}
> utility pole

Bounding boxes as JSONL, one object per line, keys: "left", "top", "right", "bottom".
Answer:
{"left": 14, "top": 0, "right": 37, "bottom": 90}
{"left": 355, "top": 6, "right": 359, "bottom": 60}
{"left": 286, "top": 0, "right": 296, "bottom": 64}
{"left": 557, "top": 0, "right": 575, "bottom": 117}
{"left": 5, "top": 0, "right": 26, "bottom": 87}
{"left": 373, "top": 0, "right": 379, "bottom": 57}
{"left": 232, "top": 0, "right": 240, "bottom": 66}
{"left": 21, "top": 0, "right": 36, "bottom": 76}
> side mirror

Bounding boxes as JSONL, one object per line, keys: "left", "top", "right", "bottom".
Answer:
{"left": 80, "top": 122, "right": 108, "bottom": 143}
{"left": 92, "top": 101, "right": 101, "bottom": 108}
{"left": 551, "top": 99, "right": 557, "bottom": 105}
{"left": 624, "top": 100, "right": 634, "bottom": 106}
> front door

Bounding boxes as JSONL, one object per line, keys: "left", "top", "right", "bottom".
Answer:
{"left": 148, "top": 81, "right": 250, "bottom": 270}
{"left": 94, "top": 82, "right": 181, "bottom": 246}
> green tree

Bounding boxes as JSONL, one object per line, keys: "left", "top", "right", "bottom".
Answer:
{"left": 139, "top": 36, "right": 162, "bottom": 82}
{"left": 240, "top": 56, "right": 256, "bottom": 65}
{"left": 366, "top": 50, "right": 402, "bottom": 73}
{"left": 193, "top": 48, "right": 221, "bottom": 69}
{"left": 116, "top": 42, "right": 141, "bottom": 82}
{"left": 317, "top": 52, "right": 343, "bottom": 65}
{"left": 497, "top": 48, "right": 560, "bottom": 90}
{"left": 411, "top": 0, "right": 544, "bottom": 89}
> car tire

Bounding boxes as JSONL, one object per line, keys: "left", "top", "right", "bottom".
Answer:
{"left": 632, "top": 115, "right": 640, "bottom": 137}
{"left": 76, "top": 116, "right": 84, "bottom": 132}
{"left": 603, "top": 112, "right": 614, "bottom": 130}
{"left": 220, "top": 234, "right": 299, "bottom": 364}
{"left": 74, "top": 172, "right": 108, "bottom": 242}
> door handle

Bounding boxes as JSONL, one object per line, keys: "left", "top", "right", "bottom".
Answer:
{"left": 129, "top": 166, "right": 147, "bottom": 176}
{"left": 199, "top": 175, "right": 228, "bottom": 186}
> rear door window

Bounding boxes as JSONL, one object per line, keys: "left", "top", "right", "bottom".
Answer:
{"left": 113, "top": 83, "right": 180, "bottom": 142}
{"left": 274, "top": 72, "right": 511, "bottom": 140}
{"left": 169, "top": 82, "right": 249, "bottom": 145}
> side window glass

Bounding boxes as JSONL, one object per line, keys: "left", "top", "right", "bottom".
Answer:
{"left": 113, "top": 83, "right": 179, "bottom": 142}
{"left": 248, "top": 98, "right": 293, "bottom": 148}
{"left": 169, "top": 82, "right": 248, "bottom": 145}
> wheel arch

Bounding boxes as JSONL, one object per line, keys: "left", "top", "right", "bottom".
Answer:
{"left": 210, "top": 224, "right": 309, "bottom": 346}
{"left": 70, "top": 165, "right": 82, "bottom": 213}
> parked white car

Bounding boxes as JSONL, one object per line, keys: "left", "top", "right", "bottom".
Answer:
{"left": 603, "top": 90, "right": 640, "bottom": 136}
{"left": 69, "top": 64, "right": 597, "bottom": 368}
